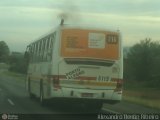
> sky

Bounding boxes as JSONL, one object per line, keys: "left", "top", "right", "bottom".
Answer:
{"left": 0, "top": 0, "right": 160, "bottom": 52}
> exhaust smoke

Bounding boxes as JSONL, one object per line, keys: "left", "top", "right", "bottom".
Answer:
{"left": 57, "top": 0, "right": 81, "bottom": 25}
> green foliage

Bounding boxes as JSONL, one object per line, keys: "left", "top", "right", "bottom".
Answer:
{"left": 124, "top": 38, "right": 160, "bottom": 87}
{"left": 0, "top": 41, "right": 10, "bottom": 63}
{"left": 9, "top": 52, "right": 28, "bottom": 74}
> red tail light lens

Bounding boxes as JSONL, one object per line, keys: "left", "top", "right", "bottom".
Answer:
{"left": 116, "top": 79, "right": 123, "bottom": 89}
{"left": 113, "top": 78, "right": 123, "bottom": 92}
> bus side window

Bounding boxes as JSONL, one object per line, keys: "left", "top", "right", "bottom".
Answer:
{"left": 46, "top": 37, "right": 51, "bottom": 61}
{"left": 30, "top": 44, "right": 33, "bottom": 63}
{"left": 44, "top": 38, "right": 49, "bottom": 62}
{"left": 39, "top": 40, "right": 42, "bottom": 62}
{"left": 32, "top": 43, "right": 35, "bottom": 62}
{"left": 49, "top": 36, "right": 53, "bottom": 61}
{"left": 39, "top": 40, "right": 43, "bottom": 62}
{"left": 35, "top": 42, "right": 39, "bottom": 62}
{"left": 50, "top": 32, "right": 56, "bottom": 60}
{"left": 50, "top": 36, "right": 53, "bottom": 60}
{"left": 51, "top": 32, "right": 56, "bottom": 48}
{"left": 32, "top": 44, "right": 35, "bottom": 63}
{"left": 25, "top": 45, "right": 31, "bottom": 64}
{"left": 32, "top": 43, "right": 36, "bottom": 63}
{"left": 36, "top": 42, "right": 39, "bottom": 62}
{"left": 42, "top": 39, "right": 46, "bottom": 62}
{"left": 38, "top": 41, "right": 42, "bottom": 62}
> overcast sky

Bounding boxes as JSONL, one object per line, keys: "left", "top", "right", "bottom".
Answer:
{"left": 0, "top": 0, "right": 160, "bottom": 52}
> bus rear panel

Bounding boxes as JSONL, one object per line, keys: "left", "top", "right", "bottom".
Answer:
{"left": 51, "top": 28, "right": 123, "bottom": 104}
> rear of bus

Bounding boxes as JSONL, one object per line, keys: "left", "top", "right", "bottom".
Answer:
{"left": 53, "top": 26, "right": 123, "bottom": 107}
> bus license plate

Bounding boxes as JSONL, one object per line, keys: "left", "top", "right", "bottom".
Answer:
{"left": 81, "top": 93, "right": 93, "bottom": 97}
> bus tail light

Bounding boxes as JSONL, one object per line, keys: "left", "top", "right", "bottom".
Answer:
{"left": 53, "top": 75, "right": 60, "bottom": 89}
{"left": 114, "top": 79, "right": 123, "bottom": 92}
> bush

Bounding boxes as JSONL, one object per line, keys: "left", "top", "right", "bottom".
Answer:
{"left": 9, "top": 52, "right": 28, "bottom": 74}
{"left": 124, "top": 38, "right": 160, "bottom": 88}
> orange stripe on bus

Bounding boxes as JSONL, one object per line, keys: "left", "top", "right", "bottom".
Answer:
{"left": 56, "top": 75, "right": 96, "bottom": 81}
{"left": 75, "top": 80, "right": 116, "bottom": 86}
{"left": 29, "top": 75, "right": 123, "bottom": 83}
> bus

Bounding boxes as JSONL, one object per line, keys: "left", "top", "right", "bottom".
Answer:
{"left": 25, "top": 23, "right": 123, "bottom": 111}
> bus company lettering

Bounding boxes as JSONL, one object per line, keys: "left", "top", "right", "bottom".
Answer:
{"left": 66, "top": 68, "right": 85, "bottom": 80}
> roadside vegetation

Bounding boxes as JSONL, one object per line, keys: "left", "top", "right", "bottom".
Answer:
{"left": 123, "top": 80, "right": 160, "bottom": 109}
{"left": 0, "top": 41, "right": 28, "bottom": 74}
{"left": 2, "top": 70, "right": 26, "bottom": 79}
{"left": 0, "top": 63, "right": 9, "bottom": 69}
{"left": 8, "top": 52, "right": 28, "bottom": 74}
{"left": 124, "top": 38, "right": 160, "bottom": 109}
{"left": 0, "top": 41, "right": 27, "bottom": 80}
{"left": 0, "top": 41, "right": 10, "bottom": 63}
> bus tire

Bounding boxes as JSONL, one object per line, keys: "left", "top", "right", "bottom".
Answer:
{"left": 28, "top": 78, "right": 34, "bottom": 99}
{"left": 40, "top": 80, "right": 45, "bottom": 105}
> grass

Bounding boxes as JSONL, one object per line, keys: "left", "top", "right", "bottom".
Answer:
{"left": 0, "top": 63, "right": 9, "bottom": 69}
{"left": 1, "top": 70, "right": 26, "bottom": 81}
{"left": 123, "top": 94, "right": 160, "bottom": 110}
{"left": 3, "top": 70, "right": 25, "bottom": 77}
{"left": 123, "top": 80, "right": 160, "bottom": 110}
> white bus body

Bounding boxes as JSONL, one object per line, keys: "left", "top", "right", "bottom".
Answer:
{"left": 26, "top": 25, "right": 123, "bottom": 109}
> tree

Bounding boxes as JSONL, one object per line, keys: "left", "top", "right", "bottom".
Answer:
{"left": 9, "top": 52, "right": 28, "bottom": 74}
{"left": 0, "top": 41, "right": 10, "bottom": 63}
{"left": 125, "top": 38, "right": 160, "bottom": 83}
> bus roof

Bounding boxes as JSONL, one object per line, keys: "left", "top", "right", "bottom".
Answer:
{"left": 60, "top": 24, "right": 120, "bottom": 33}
{"left": 28, "top": 24, "right": 120, "bottom": 46}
